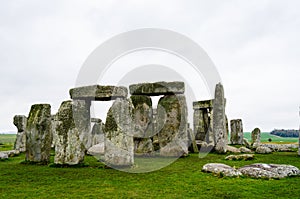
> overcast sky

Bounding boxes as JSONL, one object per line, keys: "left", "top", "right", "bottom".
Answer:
{"left": 1, "top": 0, "right": 300, "bottom": 133}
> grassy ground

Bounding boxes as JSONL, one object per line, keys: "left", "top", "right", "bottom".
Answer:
{"left": 0, "top": 134, "right": 16, "bottom": 151}
{"left": 0, "top": 134, "right": 300, "bottom": 198}
{"left": 244, "top": 132, "right": 298, "bottom": 143}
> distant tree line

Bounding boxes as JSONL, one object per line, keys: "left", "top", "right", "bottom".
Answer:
{"left": 270, "top": 129, "right": 299, "bottom": 138}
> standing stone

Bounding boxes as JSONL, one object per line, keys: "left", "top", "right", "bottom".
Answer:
{"left": 26, "top": 104, "right": 52, "bottom": 163}
{"left": 104, "top": 98, "right": 134, "bottom": 167}
{"left": 50, "top": 115, "right": 57, "bottom": 148}
{"left": 187, "top": 124, "right": 199, "bottom": 153}
{"left": 131, "top": 95, "right": 154, "bottom": 155}
{"left": 91, "top": 119, "right": 105, "bottom": 147}
{"left": 13, "top": 115, "right": 27, "bottom": 152}
{"left": 53, "top": 101, "right": 85, "bottom": 165}
{"left": 207, "top": 109, "right": 215, "bottom": 145}
{"left": 251, "top": 128, "right": 261, "bottom": 148}
{"left": 152, "top": 109, "right": 160, "bottom": 151}
{"left": 72, "top": 100, "right": 91, "bottom": 151}
{"left": 193, "top": 109, "right": 207, "bottom": 141}
{"left": 225, "top": 115, "right": 229, "bottom": 145}
{"left": 299, "top": 132, "right": 300, "bottom": 156}
{"left": 193, "top": 100, "right": 214, "bottom": 145}
{"left": 157, "top": 94, "right": 188, "bottom": 156}
{"left": 230, "top": 119, "right": 244, "bottom": 145}
{"left": 213, "top": 83, "right": 227, "bottom": 153}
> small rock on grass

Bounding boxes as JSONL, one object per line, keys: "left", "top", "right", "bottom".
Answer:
{"left": 256, "top": 146, "right": 272, "bottom": 154}
{"left": 202, "top": 163, "right": 242, "bottom": 177}
{"left": 0, "top": 152, "right": 8, "bottom": 160}
{"left": 202, "top": 163, "right": 300, "bottom": 179}
{"left": 239, "top": 163, "right": 300, "bottom": 179}
{"left": 239, "top": 147, "right": 252, "bottom": 153}
{"left": 225, "top": 154, "right": 254, "bottom": 161}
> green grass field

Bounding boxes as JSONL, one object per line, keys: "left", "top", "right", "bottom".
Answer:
{"left": 1, "top": 134, "right": 300, "bottom": 198}
{"left": 244, "top": 132, "right": 298, "bottom": 143}
{"left": 0, "top": 134, "right": 16, "bottom": 151}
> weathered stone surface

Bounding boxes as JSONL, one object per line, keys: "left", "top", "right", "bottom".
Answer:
{"left": 187, "top": 127, "right": 199, "bottom": 153}
{"left": 225, "top": 154, "right": 254, "bottom": 161}
{"left": 53, "top": 101, "right": 85, "bottom": 165}
{"left": 192, "top": 99, "right": 214, "bottom": 145}
{"left": 299, "top": 134, "right": 300, "bottom": 156}
{"left": 213, "top": 83, "right": 227, "bottom": 153}
{"left": 26, "top": 104, "right": 52, "bottom": 163}
{"left": 104, "top": 140, "right": 133, "bottom": 167}
{"left": 197, "top": 141, "right": 215, "bottom": 153}
{"left": 160, "top": 140, "right": 189, "bottom": 157}
{"left": 256, "top": 146, "right": 272, "bottom": 154}
{"left": 13, "top": 115, "right": 27, "bottom": 132}
{"left": 131, "top": 95, "right": 154, "bottom": 155}
{"left": 238, "top": 163, "right": 300, "bottom": 179}
{"left": 193, "top": 109, "right": 210, "bottom": 141}
{"left": 0, "top": 152, "right": 8, "bottom": 160}
{"left": 91, "top": 118, "right": 102, "bottom": 123}
{"left": 70, "top": 85, "right": 128, "bottom": 100}
{"left": 202, "top": 163, "right": 242, "bottom": 177}
{"left": 152, "top": 135, "right": 160, "bottom": 151}
{"left": 239, "top": 147, "right": 252, "bottom": 153}
{"left": 225, "top": 115, "right": 229, "bottom": 145}
{"left": 251, "top": 128, "right": 261, "bottom": 148}
{"left": 230, "top": 119, "right": 243, "bottom": 145}
{"left": 129, "top": 81, "right": 184, "bottom": 96}
{"left": 226, "top": 145, "right": 240, "bottom": 153}
{"left": 2, "top": 150, "right": 20, "bottom": 157}
{"left": 72, "top": 100, "right": 91, "bottom": 150}
{"left": 193, "top": 100, "right": 213, "bottom": 110}
{"left": 134, "top": 138, "right": 154, "bottom": 155}
{"left": 157, "top": 94, "right": 188, "bottom": 156}
{"left": 203, "top": 163, "right": 300, "bottom": 179}
{"left": 104, "top": 98, "right": 134, "bottom": 167}
{"left": 91, "top": 121, "right": 105, "bottom": 147}
{"left": 243, "top": 138, "right": 251, "bottom": 148}
{"left": 87, "top": 143, "right": 104, "bottom": 157}
{"left": 13, "top": 115, "right": 27, "bottom": 152}
{"left": 50, "top": 115, "right": 57, "bottom": 148}
{"left": 260, "top": 144, "right": 296, "bottom": 152}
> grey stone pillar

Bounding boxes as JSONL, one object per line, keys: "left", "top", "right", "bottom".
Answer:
{"left": 192, "top": 100, "right": 214, "bottom": 145}
{"left": 131, "top": 95, "right": 154, "bottom": 155}
{"left": 298, "top": 133, "right": 300, "bottom": 156}
{"left": 54, "top": 101, "right": 85, "bottom": 165}
{"left": 251, "top": 128, "right": 261, "bottom": 148}
{"left": 104, "top": 98, "right": 134, "bottom": 167}
{"left": 213, "top": 83, "right": 227, "bottom": 153}
{"left": 91, "top": 118, "right": 105, "bottom": 146}
{"left": 73, "top": 99, "right": 91, "bottom": 150}
{"left": 230, "top": 119, "right": 243, "bottom": 145}
{"left": 26, "top": 104, "right": 52, "bottom": 163}
{"left": 13, "top": 115, "right": 27, "bottom": 152}
{"left": 157, "top": 94, "right": 188, "bottom": 157}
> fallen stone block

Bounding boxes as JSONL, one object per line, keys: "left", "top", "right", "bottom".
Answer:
{"left": 0, "top": 152, "right": 8, "bottom": 160}
{"left": 238, "top": 163, "right": 300, "bottom": 179}
{"left": 202, "top": 163, "right": 242, "bottom": 177}
{"left": 256, "top": 146, "right": 272, "bottom": 154}
{"left": 225, "top": 154, "right": 254, "bottom": 161}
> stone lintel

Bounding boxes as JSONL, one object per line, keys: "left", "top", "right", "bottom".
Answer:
{"left": 69, "top": 85, "right": 128, "bottom": 101}
{"left": 193, "top": 100, "right": 214, "bottom": 110}
{"left": 91, "top": 118, "right": 102, "bottom": 123}
{"left": 129, "top": 81, "right": 185, "bottom": 96}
